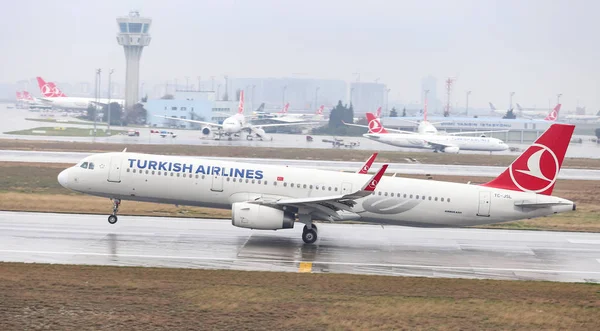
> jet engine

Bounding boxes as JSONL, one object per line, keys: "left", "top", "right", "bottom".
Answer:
{"left": 232, "top": 202, "right": 295, "bottom": 230}
{"left": 252, "top": 128, "right": 272, "bottom": 141}
{"left": 201, "top": 126, "right": 211, "bottom": 136}
{"left": 442, "top": 146, "right": 460, "bottom": 154}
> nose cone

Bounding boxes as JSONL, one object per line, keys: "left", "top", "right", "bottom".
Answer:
{"left": 57, "top": 169, "right": 69, "bottom": 188}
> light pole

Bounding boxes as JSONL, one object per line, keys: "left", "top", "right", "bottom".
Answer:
{"left": 94, "top": 68, "right": 101, "bottom": 136}
{"left": 509, "top": 91, "right": 515, "bottom": 110}
{"left": 282, "top": 85, "right": 287, "bottom": 108}
{"left": 466, "top": 90, "right": 471, "bottom": 116}
{"left": 224, "top": 75, "right": 229, "bottom": 101}
{"left": 349, "top": 87, "right": 355, "bottom": 106}
{"left": 315, "top": 87, "right": 320, "bottom": 109}
{"left": 217, "top": 84, "right": 221, "bottom": 101}
{"left": 557, "top": 93, "right": 562, "bottom": 105}
{"left": 107, "top": 69, "right": 114, "bottom": 135}
{"left": 211, "top": 76, "right": 215, "bottom": 91}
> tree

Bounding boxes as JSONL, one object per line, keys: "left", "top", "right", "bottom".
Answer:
{"left": 84, "top": 105, "right": 96, "bottom": 121}
{"left": 390, "top": 107, "right": 398, "bottom": 117}
{"left": 595, "top": 128, "right": 600, "bottom": 140}
{"left": 125, "top": 103, "right": 147, "bottom": 125}
{"left": 161, "top": 94, "right": 174, "bottom": 100}
{"left": 402, "top": 107, "right": 407, "bottom": 117}
{"left": 102, "top": 102, "right": 123, "bottom": 125}
{"left": 328, "top": 100, "right": 346, "bottom": 128}
{"left": 141, "top": 94, "right": 148, "bottom": 102}
{"left": 503, "top": 109, "right": 517, "bottom": 119}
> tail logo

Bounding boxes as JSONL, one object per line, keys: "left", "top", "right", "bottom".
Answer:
{"left": 41, "top": 84, "right": 54, "bottom": 97}
{"left": 368, "top": 179, "right": 378, "bottom": 190}
{"left": 368, "top": 119, "right": 384, "bottom": 133}
{"left": 546, "top": 110, "right": 557, "bottom": 121}
{"left": 509, "top": 143, "right": 559, "bottom": 193}
{"left": 362, "top": 165, "right": 369, "bottom": 172}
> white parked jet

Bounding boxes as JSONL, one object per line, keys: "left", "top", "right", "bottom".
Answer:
{"left": 156, "top": 91, "right": 316, "bottom": 141}
{"left": 57, "top": 124, "right": 575, "bottom": 244}
{"left": 36, "top": 77, "right": 124, "bottom": 110}
{"left": 348, "top": 113, "right": 509, "bottom": 153}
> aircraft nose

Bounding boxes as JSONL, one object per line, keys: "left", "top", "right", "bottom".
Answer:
{"left": 57, "top": 169, "right": 69, "bottom": 188}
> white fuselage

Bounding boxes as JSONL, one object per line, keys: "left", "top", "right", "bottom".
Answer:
{"left": 364, "top": 133, "right": 509, "bottom": 152}
{"left": 58, "top": 152, "right": 572, "bottom": 228}
{"left": 42, "top": 97, "right": 125, "bottom": 110}
{"left": 221, "top": 114, "right": 246, "bottom": 134}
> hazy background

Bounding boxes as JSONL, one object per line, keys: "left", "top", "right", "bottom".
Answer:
{"left": 1, "top": 0, "right": 598, "bottom": 109}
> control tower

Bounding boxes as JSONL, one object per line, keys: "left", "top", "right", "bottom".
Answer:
{"left": 116, "top": 11, "right": 152, "bottom": 110}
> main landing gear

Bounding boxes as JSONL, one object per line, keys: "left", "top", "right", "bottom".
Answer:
{"left": 302, "top": 224, "right": 318, "bottom": 244}
{"left": 108, "top": 198, "right": 121, "bottom": 224}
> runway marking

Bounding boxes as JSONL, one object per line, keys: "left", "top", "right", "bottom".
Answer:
{"left": 1, "top": 249, "right": 600, "bottom": 275}
{"left": 298, "top": 262, "right": 312, "bottom": 273}
{"left": 569, "top": 239, "right": 600, "bottom": 245}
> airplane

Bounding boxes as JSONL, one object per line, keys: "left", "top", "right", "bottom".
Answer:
{"left": 490, "top": 102, "right": 549, "bottom": 118}
{"left": 156, "top": 91, "right": 318, "bottom": 141}
{"left": 516, "top": 103, "right": 554, "bottom": 117}
{"left": 269, "top": 105, "right": 326, "bottom": 124}
{"left": 36, "top": 77, "right": 125, "bottom": 110}
{"left": 56, "top": 123, "right": 576, "bottom": 244}
{"left": 16, "top": 91, "right": 51, "bottom": 110}
{"left": 354, "top": 113, "right": 509, "bottom": 153}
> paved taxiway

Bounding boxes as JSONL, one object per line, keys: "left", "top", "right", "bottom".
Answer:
{"left": 1, "top": 211, "right": 599, "bottom": 283}
{"left": 2, "top": 149, "right": 599, "bottom": 180}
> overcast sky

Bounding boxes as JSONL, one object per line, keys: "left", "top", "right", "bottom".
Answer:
{"left": 1, "top": 0, "right": 598, "bottom": 109}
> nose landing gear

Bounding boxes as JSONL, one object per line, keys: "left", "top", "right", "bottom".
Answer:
{"left": 108, "top": 198, "right": 121, "bottom": 224}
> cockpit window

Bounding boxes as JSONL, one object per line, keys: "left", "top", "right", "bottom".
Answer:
{"left": 88, "top": 162, "right": 95, "bottom": 170}
{"left": 80, "top": 162, "right": 89, "bottom": 169}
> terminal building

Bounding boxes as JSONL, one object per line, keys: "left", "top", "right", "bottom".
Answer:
{"left": 144, "top": 90, "right": 239, "bottom": 129}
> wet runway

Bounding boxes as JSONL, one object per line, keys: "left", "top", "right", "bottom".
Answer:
{"left": 1, "top": 149, "right": 599, "bottom": 180}
{"left": 1, "top": 211, "right": 599, "bottom": 283}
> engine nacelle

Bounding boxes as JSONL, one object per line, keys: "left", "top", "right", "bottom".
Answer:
{"left": 443, "top": 146, "right": 460, "bottom": 154}
{"left": 232, "top": 202, "right": 295, "bottom": 230}
{"left": 201, "top": 126, "right": 211, "bottom": 136}
{"left": 253, "top": 128, "right": 272, "bottom": 141}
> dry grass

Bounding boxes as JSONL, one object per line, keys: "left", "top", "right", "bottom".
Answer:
{"left": 1, "top": 138, "right": 600, "bottom": 168}
{"left": 0, "top": 263, "right": 598, "bottom": 330}
{"left": 0, "top": 162, "right": 599, "bottom": 232}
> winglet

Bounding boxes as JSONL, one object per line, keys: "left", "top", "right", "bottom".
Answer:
{"left": 122, "top": 148, "right": 127, "bottom": 152}
{"left": 362, "top": 164, "right": 388, "bottom": 192}
{"left": 357, "top": 153, "right": 378, "bottom": 174}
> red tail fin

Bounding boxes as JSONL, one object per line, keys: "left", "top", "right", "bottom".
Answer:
{"left": 423, "top": 98, "right": 428, "bottom": 122}
{"left": 482, "top": 123, "right": 574, "bottom": 195}
{"left": 365, "top": 113, "right": 388, "bottom": 134}
{"left": 358, "top": 153, "right": 378, "bottom": 174}
{"left": 49, "top": 82, "right": 67, "bottom": 97}
{"left": 544, "top": 104, "right": 561, "bottom": 121}
{"left": 238, "top": 90, "right": 245, "bottom": 114}
{"left": 316, "top": 105, "right": 324, "bottom": 115}
{"left": 36, "top": 77, "right": 53, "bottom": 97}
{"left": 23, "top": 91, "right": 34, "bottom": 101}
{"left": 16, "top": 92, "right": 22, "bottom": 100}
{"left": 280, "top": 103, "right": 289, "bottom": 114}
{"left": 375, "top": 107, "right": 381, "bottom": 118}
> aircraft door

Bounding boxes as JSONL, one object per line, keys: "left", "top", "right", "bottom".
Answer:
{"left": 107, "top": 155, "right": 123, "bottom": 183}
{"left": 477, "top": 191, "right": 491, "bottom": 217}
{"left": 211, "top": 174, "right": 223, "bottom": 192}
{"left": 341, "top": 182, "right": 353, "bottom": 194}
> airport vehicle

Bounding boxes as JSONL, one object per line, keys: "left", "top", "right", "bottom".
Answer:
{"left": 57, "top": 123, "right": 575, "bottom": 244}
{"left": 36, "top": 77, "right": 125, "bottom": 110}
{"left": 349, "top": 113, "right": 509, "bottom": 153}
{"left": 157, "top": 91, "right": 316, "bottom": 141}
{"left": 127, "top": 129, "right": 140, "bottom": 137}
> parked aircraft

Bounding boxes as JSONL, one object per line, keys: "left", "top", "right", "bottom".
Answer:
{"left": 352, "top": 113, "right": 509, "bottom": 153}
{"left": 156, "top": 91, "right": 317, "bottom": 141}
{"left": 36, "top": 77, "right": 124, "bottom": 110}
{"left": 57, "top": 124, "right": 575, "bottom": 243}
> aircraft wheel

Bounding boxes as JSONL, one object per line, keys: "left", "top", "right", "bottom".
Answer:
{"left": 302, "top": 228, "right": 318, "bottom": 244}
{"left": 108, "top": 215, "right": 118, "bottom": 224}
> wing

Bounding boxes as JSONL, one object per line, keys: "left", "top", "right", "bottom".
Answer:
{"left": 253, "top": 165, "right": 388, "bottom": 221}
{"left": 448, "top": 130, "right": 508, "bottom": 136}
{"left": 153, "top": 115, "right": 224, "bottom": 128}
{"left": 342, "top": 121, "right": 415, "bottom": 134}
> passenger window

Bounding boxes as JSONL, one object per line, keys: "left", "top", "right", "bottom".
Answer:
{"left": 441, "top": 198, "right": 445, "bottom": 202}
{"left": 447, "top": 198, "right": 451, "bottom": 203}
{"left": 252, "top": 180, "right": 255, "bottom": 184}
{"left": 183, "top": 174, "right": 186, "bottom": 178}
{"left": 410, "top": 194, "right": 413, "bottom": 199}
{"left": 152, "top": 171, "right": 155, "bottom": 175}
{"left": 196, "top": 175, "right": 199, "bottom": 179}
{"left": 146, "top": 170, "right": 149, "bottom": 174}
{"left": 435, "top": 197, "right": 438, "bottom": 201}
{"left": 88, "top": 163, "right": 95, "bottom": 170}
{"left": 328, "top": 187, "right": 331, "bottom": 191}
{"left": 80, "top": 162, "right": 88, "bottom": 169}
{"left": 291, "top": 183, "right": 294, "bottom": 188}
{"left": 391, "top": 193, "right": 394, "bottom": 197}
{"left": 303, "top": 184, "right": 307, "bottom": 189}
{"left": 133, "top": 169, "right": 136, "bottom": 173}
{"left": 403, "top": 194, "right": 407, "bottom": 198}
{"left": 384, "top": 192, "right": 388, "bottom": 196}
{"left": 127, "top": 169, "right": 130, "bottom": 172}
{"left": 246, "top": 179, "right": 249, "bottom": 183}
{"left": 309, "top": 185, "right": 313, "bottom": 189}
{"left": 416, "top": 195, "right": 419, "bottom": 199}
{"left": 202, "top": 175, "right": 205, "bottom": 179}
{"left": 334, "top": 187, "right": 338, "bottom": 191}
{"left": 177, "top": 173, "right": 180, "bottom": 177}
{"left": 422, "top": 196, "right": 426, "bottom": 200}
{"left": 171, "top": 173, "right": 174, "bottom": 177}
{"left": 227, "top": 178, "right": 230, "bottom": 182}
{"left": 429, "top": 196, "right": 432, "bottom": 200}
{"left": 283, "top": 182, "right": 287, "bottom": 187}
{"left": 264, "top": 181, "right": 268, "bottom": 185}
